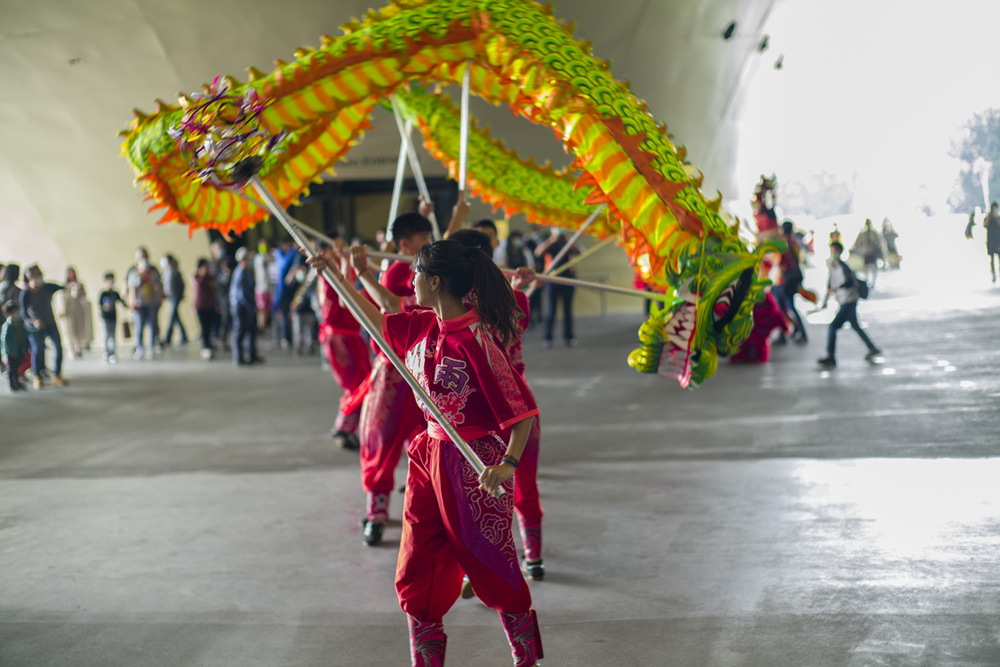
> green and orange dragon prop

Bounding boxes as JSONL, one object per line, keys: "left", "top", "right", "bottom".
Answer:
{"left": 121, "top": 0, "right": 777, "bottom": 387}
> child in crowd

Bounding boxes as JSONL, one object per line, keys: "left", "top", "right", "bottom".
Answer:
{"left": 309, "top": 238, "right": 543, "bottom": 667}
{"left": 2, "top": 301, "right": 30, "bottom": 392}
{"left": 98, "top": 272, "right": 125, "bottom": 363}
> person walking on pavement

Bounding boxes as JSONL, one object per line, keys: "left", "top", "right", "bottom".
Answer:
{"left": 817, "top": 241, "right": 881, "bottom": 368}
{"left": 985, "top": 202, "right": 1000, "bottom": 283}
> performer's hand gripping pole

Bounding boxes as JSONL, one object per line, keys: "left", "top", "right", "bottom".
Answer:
{"left": 248, "top": 176, "right": 504, "bottom": 496}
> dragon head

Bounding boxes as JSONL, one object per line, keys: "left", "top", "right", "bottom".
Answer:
{"left": 628, "top": 236, "right": 784, "bottom": 388}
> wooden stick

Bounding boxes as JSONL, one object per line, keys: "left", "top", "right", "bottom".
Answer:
{"left": 549, "top": 236, "right": 616, "bottom": 277}
{"left": 542, "top": 204, "right": 606, "bottom": 275}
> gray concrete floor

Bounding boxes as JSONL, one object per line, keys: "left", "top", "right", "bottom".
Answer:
{"left": 3, "top": 257, "right": 1000, "bottom": 666}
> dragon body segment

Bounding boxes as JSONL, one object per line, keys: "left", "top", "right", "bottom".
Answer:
{"left": 122, "top": 0, "right": 773, "bottom": 386}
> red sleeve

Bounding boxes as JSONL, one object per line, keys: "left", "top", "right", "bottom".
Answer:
{"left": 514, "top": 290, "right": 530, "bottom": 331}
{"left": 471, "top": 330, "right": 539, "bottom": 432}
{"left": 380, "top": 261, "right": 414, "bottom": 298}
{"left": 382, "top": 310, "right": 435, "bottom": 358}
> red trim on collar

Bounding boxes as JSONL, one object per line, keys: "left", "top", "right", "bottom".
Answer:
{"left": 439, "top": 307, "right": 480, "bottom": 334}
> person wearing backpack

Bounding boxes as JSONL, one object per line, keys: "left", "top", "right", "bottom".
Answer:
{"left": 817, "top": 241, "right": 881, "bottom": 368}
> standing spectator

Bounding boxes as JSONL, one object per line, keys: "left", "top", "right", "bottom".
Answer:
{"left": 505, "top": 231, "right": 530, "bottom": 270}
{"left": 0, "top": 264, "right": 20, "bottom": 311}
{"left": 230, "top": 247, "right": 260, "bottom": 365}
{"left": 817, "top": 241, "right": 881, "bottom": 368}
{"left": 985, "top": 202, "right": 1000, "bottom": 283}
{"left": 271, "top": 237, "right": 299, "bottom": 348}
{"left": 881, "top": 218, "right": 901, "bottom": 269}
{"left": 208, "top": 240, "right": 231, "bottom": 349}
{"left": 852, "top": 219, "right": 884, "bottom": 287}
{"left": 192, "top": 258, "right": 219, "bottom": 360}
{"left": 124, "top": 247, "right": 163, "bottom": 360}
{"left": 287, "top": 264, "right": 317, "bottom": 356}
{"left": 161, "top": 254, "right": 189, "bottom": 346}
{"left": 2, "top": 301, "right": 30, "bottom": 391}
{"left": 523, "top": 226, "right": 545, "bottom": 326}
{"left": 0, "top": 263, "right": 20, "bottom": 376}
{"left": 535, "top": 227, "right": 579, "bottom": 348}
{"left": 20, "top": 264, "right": 67, "bottom": 388}
{"left": 59, "top": 267, "right": 92, "bottom": 358}
{"left": 254, "top": 239, "right": 274, "bottom": 334}
{"left": 98, "top": 272, "right": 125, "bottom": 363}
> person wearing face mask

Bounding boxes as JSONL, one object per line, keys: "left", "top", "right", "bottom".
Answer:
{"left": 504, "top": 231, "right": 529, "bottom": 270}
{"left": 124, "top": 246, "right": 164, "bottom": 360}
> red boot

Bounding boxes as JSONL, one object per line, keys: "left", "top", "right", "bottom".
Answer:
{"left": 407, "top": 615, "right": 446, "bottom": 666}
{"left": 499, "top": 609, "right": 543, "bottom": 666}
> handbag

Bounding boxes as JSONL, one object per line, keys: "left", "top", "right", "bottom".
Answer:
{"left": 122, "top": 320, "right": 132, "bottom": 339}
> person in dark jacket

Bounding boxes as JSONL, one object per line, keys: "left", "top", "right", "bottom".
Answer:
{"left": 19, "top": 264, "right": 67, "bottom": 388}
{"left": 230, "top": 248, "right": 261, "bottom": 365}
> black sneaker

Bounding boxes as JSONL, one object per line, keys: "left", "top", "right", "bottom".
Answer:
{"left": 362, "top": 521, "right": 384, "bottom": 546}
{"left": 522, "top": 559, "right": 545, "bottom": 581}
{"left": 817, "top": 357, "right": 837, "bottom": 368}
{"left": 864, "top": 350, "right": 882, "bottom": 362}
{"left": 330, "top": 430, "right": 360, "bottom": 450}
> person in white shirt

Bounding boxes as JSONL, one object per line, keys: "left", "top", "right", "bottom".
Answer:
{"left": 817, "top": 241, "right": 881, "bottom": 368}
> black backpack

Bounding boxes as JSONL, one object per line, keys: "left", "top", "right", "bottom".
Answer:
{"left": 841, "top": 261, "right": 869, "bottom": 299}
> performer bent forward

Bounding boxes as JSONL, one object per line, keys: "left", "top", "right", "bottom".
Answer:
{"left": 310, "top": 239, "right": 543, "bottom": 666}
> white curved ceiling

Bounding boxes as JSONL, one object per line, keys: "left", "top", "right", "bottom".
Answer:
{"left": 0, "top": 0, "right": 772, "bottom": 287}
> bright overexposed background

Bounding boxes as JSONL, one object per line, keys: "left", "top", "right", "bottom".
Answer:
{"left": 735, "top": 0, "right": 1000, "bottom": 222}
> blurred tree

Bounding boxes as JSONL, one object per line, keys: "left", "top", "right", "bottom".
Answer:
{"left": 778, "top": 171, "right": 854, "bottom": 218}
{"left": 948, "top": 108, "right": 1000, "bottom": 213}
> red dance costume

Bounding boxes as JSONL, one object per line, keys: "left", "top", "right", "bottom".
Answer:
{"left": 383, "top": 306, "right": 543, "bottom": 666}
{"left": 505, "top": 291, "right": 543, "bottom": 563}
{"left": 318, "top": 279, "right": 372, "bottom": 435}
{"left": 729, "top": 291, "right": 789, "bottom": 364}
{"left": 359, "top": 261, "right": 426, "bottom": 524}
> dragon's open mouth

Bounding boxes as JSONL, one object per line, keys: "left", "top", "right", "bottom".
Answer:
{"left": 657, "top": 268, "right": 753, "bottom": 388}
{"left": 659, "top": 290, "right": 698, "bottom": 387}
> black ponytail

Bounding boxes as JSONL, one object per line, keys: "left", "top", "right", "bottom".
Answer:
{"left": 414, "top": 239, "right": 522, "bottom": 347}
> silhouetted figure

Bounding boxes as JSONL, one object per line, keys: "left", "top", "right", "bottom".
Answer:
{"left": 985, "top": 202, "right": 1000, "bottom": 283}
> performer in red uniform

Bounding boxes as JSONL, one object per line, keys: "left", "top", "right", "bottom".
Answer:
{"left": 356, "top": 213, "right": 433, "bottom": 546}
{"left": 450, "top": 228, "right": 545, "bottom": 581}
{"left": 316, "top": 236, "right": 373, "bottom": 450}
{"left": 310, "top": 239, "right": 543, "bottom": 667}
